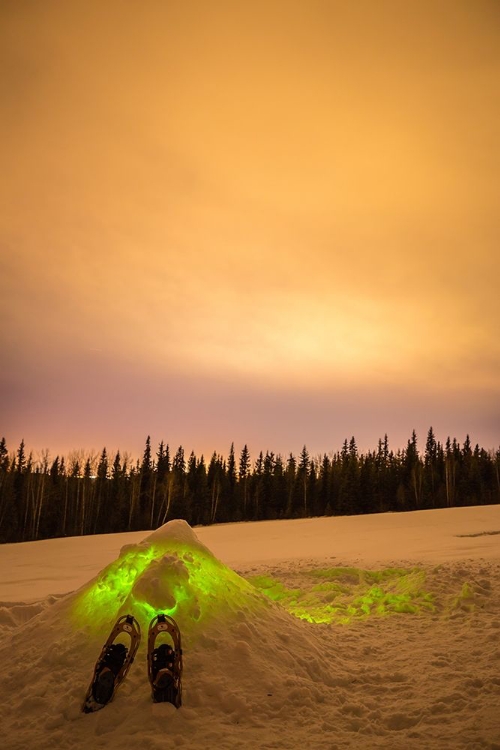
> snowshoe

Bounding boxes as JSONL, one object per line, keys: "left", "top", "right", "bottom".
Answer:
{"left": 147, "top": 613, "right": 183, "bottom": 707}
{"left": 82, "top": 614, "right": 141, "bottom": 713}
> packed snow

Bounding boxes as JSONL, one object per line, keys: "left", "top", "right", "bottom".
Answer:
{"left": 1, "top": 506, "right": 500, "bottom": 749}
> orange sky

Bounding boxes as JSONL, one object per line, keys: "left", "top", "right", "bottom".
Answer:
{"left": 1, "top": 0, "right": 499, "bottom": 460}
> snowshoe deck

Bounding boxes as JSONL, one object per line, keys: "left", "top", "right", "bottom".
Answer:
{"left": 82, "top": 614, "right": 141, "bottom": 713}
{"left": 147, "top": 614, "right": 183, "bottom": 707}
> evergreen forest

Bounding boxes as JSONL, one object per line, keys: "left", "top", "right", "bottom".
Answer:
{"left": 0, "top": 430, "right": 499, "bottom": 544}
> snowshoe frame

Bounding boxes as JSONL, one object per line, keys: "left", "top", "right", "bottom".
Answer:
{"left": 147, "top": 613, "right": 183, "bottom": 707}
{"left": 82, "top": 613, "right": 141, "bottom": 713}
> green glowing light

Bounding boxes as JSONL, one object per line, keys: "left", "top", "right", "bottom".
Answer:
{"left": 448, "top": 582, "right": 476, "bottom": 613}
{"left": 72, "top": 522, "right": 476, "bottom": 635}
{"left": 248, "top": 566, "right": 437, "bottom": 624}
{"left": 72, "top": 527, "right": 267, "bottom": 635}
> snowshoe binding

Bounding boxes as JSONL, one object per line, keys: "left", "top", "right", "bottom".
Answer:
{"left": 147, "top": 613, "right": 183, "bottom": 707}
{"left": 82, "top": 614, "right": 141, "bottom": 713}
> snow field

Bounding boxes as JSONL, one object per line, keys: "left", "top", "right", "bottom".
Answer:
{"left": 1, "top": 507, "right": 500, "bottom": 749}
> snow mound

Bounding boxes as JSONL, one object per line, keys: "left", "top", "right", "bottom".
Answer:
{"left": 142, "top": 518, "right": 208, "bottom": 547}
{"left": 71, "top": 519, "right": 274, "bottom": 638}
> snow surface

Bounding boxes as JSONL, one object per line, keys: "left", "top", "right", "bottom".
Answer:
{"left": 1, "top": 506, "right": 500, "bottom": 749}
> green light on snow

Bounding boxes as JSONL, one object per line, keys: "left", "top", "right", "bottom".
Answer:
{"left": 447, "top": 582, "right": 476, "bottom": 614}
{"left": 72, "top": 525, "right": 266, "bottom": 635}
{"left": 72, "top": 521, "right": 475, "bottom": 635}
{"left": 248, "top": 567, "right": 437, "bottom": 624}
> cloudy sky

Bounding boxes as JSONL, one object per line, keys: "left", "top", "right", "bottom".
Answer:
{"left": 1, "top": 0, "right": 499, "bottom": 462}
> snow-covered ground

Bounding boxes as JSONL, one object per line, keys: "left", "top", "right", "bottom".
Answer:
{"left": 1, "top": 506, "right": 500, "bottom": 749}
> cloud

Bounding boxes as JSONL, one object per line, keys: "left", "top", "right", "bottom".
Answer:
{"left": 1, "top": 0, "right": 499, "bottom": 453}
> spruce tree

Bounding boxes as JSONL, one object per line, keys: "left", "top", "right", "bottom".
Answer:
{"left": 169, "top": 446, "right": 187, "bottom": 521}
{"left": 238, "top": 445, "right": 251, "bottom": 518}
{"left": 0, "top": 437, "right": 8, "bottom": 473}
{"left": 262, "top": 451, "right": 277, "bottom": 519}
{"left": 0, "top": 438, "right": 17, "bottom": 540}
{"left": 424, "top": 427, "right": 438, "bottom": 506}
{"left": 298, "top": 445, "right": 310, "bottom": 516}
{"left": 207, "top": 452, "right": 223, "bottom": 523}
{"left": 318, "top": 454, "right": 331, "bottom": 516}
{"left": 285, "top": 453, "right": 296, "bottom": 517}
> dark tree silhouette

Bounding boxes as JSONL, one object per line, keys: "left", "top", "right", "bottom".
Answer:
{"left": 0, "top": 430, "right": 498, "bottom": 543}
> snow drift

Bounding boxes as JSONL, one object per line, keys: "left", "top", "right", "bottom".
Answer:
{"left": 71, "top": 519, "right": 273, "bottom": 636}
{"left": 1, "top": 520, "right": 341, "bottom": 750}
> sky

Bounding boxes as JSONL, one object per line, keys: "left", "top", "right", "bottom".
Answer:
{"left": 1, "top": 0, "right": 499, "bottom": 463}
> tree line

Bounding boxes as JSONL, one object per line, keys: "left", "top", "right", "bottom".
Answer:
{"left": 0, "top": 429, "right": 499, "bottom": 544}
